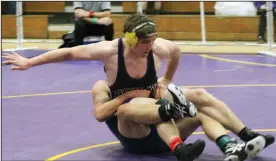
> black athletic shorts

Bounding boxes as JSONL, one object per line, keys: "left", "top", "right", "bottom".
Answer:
{"left": 105, "top": 115, "right": 170, "bottom": 154}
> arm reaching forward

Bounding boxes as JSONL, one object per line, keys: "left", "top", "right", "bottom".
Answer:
{"left": 2, "top": 41, "right": 115, "bottom": 70}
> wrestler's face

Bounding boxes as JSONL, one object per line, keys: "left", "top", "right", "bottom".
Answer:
{"left": 133, "top": 35, "right": 157, "bottom": 58}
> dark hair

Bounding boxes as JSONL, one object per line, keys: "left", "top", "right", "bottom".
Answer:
{"left": 123, "top": 13, "right": 156, "bottom": 38}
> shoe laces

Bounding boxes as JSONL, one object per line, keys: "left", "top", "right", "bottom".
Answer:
{"left": 172, "top": 102, "right": 188, "bottom": 118}
{"left": 225, "top": 142, "right": 245, "bottom": 154}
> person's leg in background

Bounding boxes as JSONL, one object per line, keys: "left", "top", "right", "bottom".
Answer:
{"left": 103, "top": 23, "right": 114, "bottom": 41}
{"left": 142, "top": 2, "right": 159, "bottom": 14}
{"left": 74, "top": 18, "right": 89, "bottom": 45}
{"left": 7, "top": 1, "right": 16, "bottom": 14}
{"left": 142, "top": 2, "right": 148, "bottom": 14}
{"left": 74, "top": 19, "right": 114, "bottom": 45}
{"left": 273, "top": 11, "right": 276, "bottom": 38}
{"left": 257, "top": 10, "right": 267, "bottom": 43}
{"left": 153, "top": 2, "right": 162, "bottom": 14}
{"left": 258, "top": 10, "right": 276, "bottom": 44}
{"left": 85, "top": 23, "right": 114, "bottom": 41}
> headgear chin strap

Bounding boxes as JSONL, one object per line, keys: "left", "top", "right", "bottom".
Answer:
{"left": 125, "top": 22, "right": 156, "bottom": 48}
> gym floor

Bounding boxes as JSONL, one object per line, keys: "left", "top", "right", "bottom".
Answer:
{"left": 2, "top": 41, "right": 276, "bottom": 161}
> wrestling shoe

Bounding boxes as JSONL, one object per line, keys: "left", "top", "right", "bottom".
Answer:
{"left": 240, "top": 128, "right": 275, "bottom": 149}
{"left": 174, "top": 140, "right": 206, "bottom": 161}
{"left": 167, "top": 83, "right": 197, "bottom": 118}
{"left": 224, "top": 136, "right": 266, "bottom": 161}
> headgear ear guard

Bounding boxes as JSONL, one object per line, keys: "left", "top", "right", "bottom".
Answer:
{"left": 125, "top": 22, "right": 156, "bottom": 48}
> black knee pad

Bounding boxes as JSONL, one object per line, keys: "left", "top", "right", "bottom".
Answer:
{"left": 156, "top": 98, "right": 171, "bottom": 122}
{"left": 156, "top": 98, "right": 169, "bottom": 105}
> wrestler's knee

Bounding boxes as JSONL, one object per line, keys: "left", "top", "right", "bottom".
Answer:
{"left": 128, "top": 97, "right": 157, "bottom": 105}
{"left": 117, "top": 98, "right": 157, "bottom": 120}
{"left": 95, "top": 80, "right": 107, "bottom": 85}
{"left": 92, "top": 80, "right": 108, "bottom": 90}
{"left": 195, "top": 112, "right": 208, "bottom": 120}
{"left": 191, "top": 88, "right": 211, "bottom": 106}
{"left": 117, "top": 105, "right": 132, "bottom": 120}
{"left": 196, "top": 88, "right": 227, "bottom": 109}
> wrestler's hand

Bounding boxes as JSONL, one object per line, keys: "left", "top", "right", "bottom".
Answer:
{"left": 125, "top": 90, "right": 151, "bottom": 99}
{"left": 2, "top": 52, "right": 31, "bottom": 70}
{"left": 154, "top": 82, "right": 168, "bottom": 99}
{"left": 158, "top": 77, "right": 170, "bottom": 87}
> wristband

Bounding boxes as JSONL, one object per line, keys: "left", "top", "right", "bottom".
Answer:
{"left": 91, "top": 17, "right": 98, "bottom": 24}
{"left": 89, "top": 11, "right": 94, "bottom": 17}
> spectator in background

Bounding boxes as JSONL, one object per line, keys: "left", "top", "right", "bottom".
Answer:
{"left": 255, "top": 2, "right": 276, "bottom": 43}
{"left": 142, "top": 1, "right": 162, "bottom": 14}
{"left": 8, "top": 1, "right": 16, "bottom": 14}
{"left": 1, "top": 1, "right": 16, "bottom": 14}
{"left": 73, "top": 2, "right": 114, "bottom": 45}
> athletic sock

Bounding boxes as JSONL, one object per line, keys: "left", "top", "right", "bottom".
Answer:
{"left": 216, "top": 135, "right": 233, "bottom": 153}
{"left": 238, "top": 127, "right": 257, "bottom": 141}
{"left": 169, "top": 136, "right": 183, "bottom": 152}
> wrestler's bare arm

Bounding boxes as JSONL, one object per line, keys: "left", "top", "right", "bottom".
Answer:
{"left": 154, "top": 38, "right": 181, "bottom": 84}
{"left": 2, "top": 40, "right": 118, "bottom": 70}
{"left": 92, "top": 81, "right": 152, "bottom": 122}
{"left": 162, "top": 40, "right": 181, "bottom": 83}
{"left": 29, "top": 41, "right": 116, "bottom": 66}
{"left": 92, "top": 81, "right": 131, "bottom": 122}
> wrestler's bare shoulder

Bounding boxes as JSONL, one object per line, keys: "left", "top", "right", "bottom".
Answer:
{"left": 155, "top": 38, "right": 178, "bottom": 49}
{"left": 153, "top": 38, "right": 178, "bottom": 58}
{"left": 85, "top": 38, "right": 120, "bottom": 58}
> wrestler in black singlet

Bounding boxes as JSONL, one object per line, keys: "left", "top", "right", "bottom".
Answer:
{"left": 105, "top": 38, "right": 170, "bottom": 154}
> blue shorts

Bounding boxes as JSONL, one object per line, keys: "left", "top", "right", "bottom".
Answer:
{"left": 105, "top": 115, "right": 170, "bottom": 154}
